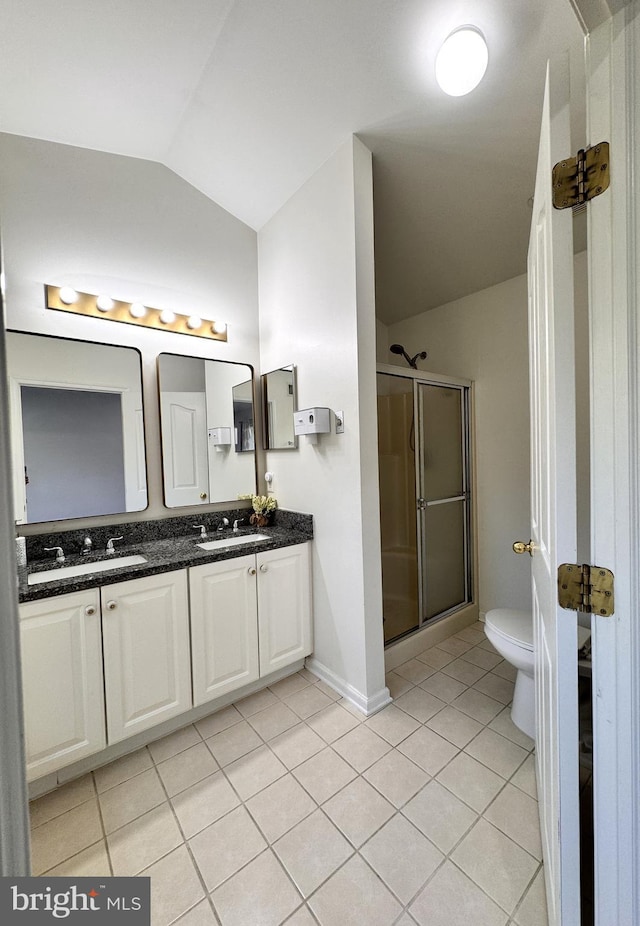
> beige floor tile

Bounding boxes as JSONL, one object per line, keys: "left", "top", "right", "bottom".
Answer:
{"left": 246, "top": 774, "right": 316, "bottom": 842}
{"left": 171, "top": 771, "right": 240, "bottom": 839}
{"left": 148, "top": 725, "right": 202, "bottom": 765}
{"left": 314, "top": 680, "right": 342, "bottom": 702}
{"left": 394, "top": 688, "right": 446, "bottom": 723}
{"left": 451, "top": 688, "right": 504, "bottom": 725}
{"left": 189, "top": 805, "right": 267, "bottom": 891}
{"left": 489, "top": 708, "right": 535, "bottom": 751}
{"left": 142, "top": 844, "right": 205, "bottom": 926}
{"left": 455, "top": 627, "right": 487, "bottom": 645}
{"left": 460, "top": 646, "right": 503, "bottom": 671}
{"left": 511, "top": 754, "right": 538, "bottom": 798}
{"left": 194, "top": 705, "right": 242, "bottom": 739}
{"left": 426, "top": 705, "right": 484, "bottom": 749}
{"left": 385, "top": 671, "right": 414, "bottom": 699}
{"left": 298, "top": 667, "right": 320, "bottom": 683}
{"left": 174, "top": 900, "right": 217, "bottom": 926}
{"left": 415, "top": 646, "right": 456, "bottom": 669}
{"left": 235, "top": 687, "right": 279, "bottom": 717}
{"left": 451, "top": 818, "right": 539, "bottom": 914}
{"left": 284, "top": 907, "right": 316, "bottom": 925}
{"left": 285, "top": 685, "right": 335, "bottom": 719}
{"left": 205, "top": 720, "right": 263, "bottom": 766}
{"left": 308, "top": 854, "right": 402, "bottom": 926}
{"left": 418, "top": 671, "right": 467, "bottom": 703}
{"left": 332, "top": 724, "right": 391, "bottom": 772}
{"left": 514, "top": 868, "right": 548, "bottom": 926}
{"left": 464, "top": 727, "right": 529, "bottom": 780}
{"left": 484, "top": 783, "right": 542, "bottom": 859}
{"left": 306, "top": 703, "right": 360, "bottom": 743}
{"left": 157, "top": 742, "right": 219, "bottom": 797}
{"left": 441, "top": 658, "right": 488, "bottom": 686}
{"left": 43, "top": 840, "right": 111, "bottom": 877}
{"left": 247, "top": 701, "right": 300, "bottom": 741}
{"left": 364, "top": 704, "right": 421, "bottom": 746}
{"left": 437, "top": 637, "right": 475, "bottom": 657}
{"left": 478, "top": 639, "right": 500, "bottom": 654}
{"left": 224, "top": 743, "right": 288, "bottom": 800}
{"left": 212, "top": 849, "right": 302, "bottom": 926}
{"left": 268, "top": 672, "right": 313, "bottom": 700}
{"left": 31, "top": 798, "right": 103, "bottom": 875}
{"left": 293, "top": 747, "right": 357, "bottom": 804}
{"left": 361, "top": 814, "right": 443, "bottom": 904}
{"left": 108, "top": 803, "right": 183, "bottom": 876}
{"left": 403, "top": 780, "right": 476, "bottom": 853}
{"left": 473, "top": 674, "right": 515, "bottom": 705}
{"left": 363, "top": 750, "right": 429, "bottom": 808}
{"left": 30, "top": 774, "right": 95, "bottom": 828}
{"left": 436, "top": 753, "right": 505, "bottom": 813}
{"left": 397, "top": 726, "right": 458, "bottom": 776}
{"left": 274, "top": 809, "right": 353, "bottom": 897}
{"left": 394, "top": 658, "right": 437, "bottom": 684}
{"left": 492, "top": 660, "right": 518, "bottom": 682}
{"left": 323, "top": 777, "right": 395, "bottom": 848}
{"left": 336, "top": 698, "right": 366, "bottom": 721}
{"left": 269, "top": 724, "right": 326, "bottom": 769}
{"left": 409, "top": 860, "right": 507, "bottom": 926}
{"left": 99, "top": 766, "right": 166, "bottom": 834}
{"left": 93, "top": 747, "right": 153, "bottom": 793}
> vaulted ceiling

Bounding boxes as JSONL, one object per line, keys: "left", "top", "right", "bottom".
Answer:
{"left": 0, "top": 1, "right": 583, "bottom": 323}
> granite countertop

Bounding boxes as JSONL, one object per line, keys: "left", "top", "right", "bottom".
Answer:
{"left": 20, "top": 520, "right": 313, "bottom": 604}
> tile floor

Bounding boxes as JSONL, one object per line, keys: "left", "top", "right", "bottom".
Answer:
{"left": 29, "top": 621, "right": 548, "bottom": 926}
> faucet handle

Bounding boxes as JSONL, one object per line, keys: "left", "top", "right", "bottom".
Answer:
{"left": 82, "top": 535, "right": 93, "bottom": 555}
{"left": 217, "top": 518, "right": 230, "bottom": 532}
{"left": 44, "top": 546, "right": 65, "bottom": 563}
{"left": 233, "top": 519, "right": 246, "bottom": 532}
{"left": 193, "top": 524, "right": 208, "bottom": 539}
{"left": 106, "top": 536, "right": 124, "bottom": 554}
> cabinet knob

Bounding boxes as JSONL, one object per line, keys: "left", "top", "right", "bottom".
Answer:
{"left": 84, "top": 605, "right": 96, "bottom": 616}
{"left": 260, "top": 564, "right": 268, "bottom": 573}
{"left": 106, "top": 600, "right": 117, "bottom": 610}
{"left": 200, "top": 492, "right": 208, "bottom": 499}
{"left": 248, "top": 567, "right": 257, "bottom": 576}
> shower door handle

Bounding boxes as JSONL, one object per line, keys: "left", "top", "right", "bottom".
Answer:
{"left": 417, "top": 498, "right": 427, "bottom": 510}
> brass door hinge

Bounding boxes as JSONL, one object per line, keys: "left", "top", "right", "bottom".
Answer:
{"left": 558, "top": 563, "right": 614, "bottom": 617}
{"left": 552, "top": 142, "right": 610, "bottom": 210}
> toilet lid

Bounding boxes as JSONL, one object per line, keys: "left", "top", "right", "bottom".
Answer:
{"left": 485, "top": 608, "right": 533, "bottom": 649}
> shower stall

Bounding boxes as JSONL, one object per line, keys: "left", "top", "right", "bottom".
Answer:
{"left": 377, "top": 366, "right": 472, "bottom": 645}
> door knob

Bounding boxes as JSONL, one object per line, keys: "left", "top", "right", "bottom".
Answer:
{"left": 513, "top": 540, "right": 534, "bottom": 556}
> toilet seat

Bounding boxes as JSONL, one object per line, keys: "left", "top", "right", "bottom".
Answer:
{"left": 485, "top": 608, "right": 533, "bottom": 650}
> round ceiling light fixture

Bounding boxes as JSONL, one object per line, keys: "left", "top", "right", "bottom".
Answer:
{"left": 435, "top": 26, "right": 488, "bottom": 97}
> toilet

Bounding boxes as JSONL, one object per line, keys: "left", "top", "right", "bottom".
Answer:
{"left": 484, "top": 608, "right": 535, "bottom": 739}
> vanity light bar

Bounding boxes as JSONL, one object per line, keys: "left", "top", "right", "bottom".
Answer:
{"left": 46, "top": 285, "right": 228, "bottom": 342}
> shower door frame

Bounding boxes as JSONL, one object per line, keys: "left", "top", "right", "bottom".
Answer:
{"left": 377, "top": 363, "right": 475, "bottom": 640}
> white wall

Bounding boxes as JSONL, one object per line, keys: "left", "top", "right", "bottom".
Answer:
{"left": 0, "top": 133, "right": 259, "bottom": 530}
{"left": 387, "top": 273, "right": 532, "bottom": 617}
{"left": 258, "top": 137, "right": 388, "bottom": 712}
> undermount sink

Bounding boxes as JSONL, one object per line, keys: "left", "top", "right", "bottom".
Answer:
{"left": 197, "top": 533, "right": 270, "bottom": 551}
{"left": 27, "top": 554, "right": 148, "bottom": 586}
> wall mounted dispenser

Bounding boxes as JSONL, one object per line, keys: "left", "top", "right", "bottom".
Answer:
{"left": 293, "top": 407, "right": 331, "bottom": 444}
{"left": 209, "top": 427, "right": 232, "bottom": 451}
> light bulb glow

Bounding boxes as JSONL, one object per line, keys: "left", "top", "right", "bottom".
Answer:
{"left": 187, "top": 315, "right": 202, "bottom": 330}
{"left": 59, "top": 287, "right": 79, "bottom": 305}
{"left": 212, "top": 320, "right": 227, "bottom": 335}
{"left": 435, "top": 27, "right": 488, "bottom": 97}
{"left": 96, "top": 294, "right": 114, "bottom": 312}
{"left": 129, "top": 302, "right": 147, "bottom": 318}
{"left": 159, "top": 309, "right": 176, "bottom": 325}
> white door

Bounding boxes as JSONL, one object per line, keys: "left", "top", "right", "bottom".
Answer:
{"left": 527, "top": 58, "right": 581, "bottom": 926}
{"left": 257, "top": 544, "right": 312, "bottom": 676}
{"left": 160, "top": 392, "right": 209, "bottom": 506}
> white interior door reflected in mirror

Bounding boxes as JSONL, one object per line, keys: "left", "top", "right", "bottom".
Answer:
{"left": 7, "top": 331, "right": 147, "bottom": 524}
{"left": 262, "top": 365, "right": 297, "bottom": 450}
{"left": 157, "top": 353, "right": 258, "bottom": 508}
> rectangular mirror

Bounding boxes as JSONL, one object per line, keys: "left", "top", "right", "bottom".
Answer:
{"left": 262, "top": 364, "right": 297, "bottom": 450}
{"left": 7, "top": 331, "right": 148, "bottom": 524}
{"left": 157, "top": 353, "right": 257, "bottom": 507}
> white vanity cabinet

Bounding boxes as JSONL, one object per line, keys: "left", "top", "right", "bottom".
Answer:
{"left": 19, "top": 589, "right": 106, "bottom": 781}
{"left": 189, "top": 542, "right": 312, "bottom": 706}
{"left": 101, "top": 570, "right": 192, "bottom": 743}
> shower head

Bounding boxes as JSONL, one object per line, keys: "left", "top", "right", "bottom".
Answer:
{"left": 389, "top": 343, "right": 427, "bottom": 370}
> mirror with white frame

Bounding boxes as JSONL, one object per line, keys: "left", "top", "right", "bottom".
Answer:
{"left": 262, "top": 364, "right": 297, "bottom": 450}
{"left": 157, "top": 353, "right": 257, "bottom": 507}
{"left": 6, "top": 331, "right": 148, "bottom": 524}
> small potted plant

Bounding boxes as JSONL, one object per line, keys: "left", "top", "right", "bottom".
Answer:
{"left": 239, "top": 494, "right": 277, "bottom": 527}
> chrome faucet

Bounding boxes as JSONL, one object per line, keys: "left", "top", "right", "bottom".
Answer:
{"left": 217, "top": 518, "right": 229, "bottom": 532}
{"left": 44, "top": 546, "right": 65, "bottom": 563}
{"left": 193, "top": 524, "right": 208, "bottom": 540}
{"left": 105, "top": 536, "right": 123, "bottom": 555}
{"left": 82, "top": 535, "right": 93, "bottom": 555}
{"left": 233, "top": 519, "right": 246, "bottom": 532}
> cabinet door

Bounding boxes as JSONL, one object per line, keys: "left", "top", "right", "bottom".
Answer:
{"left": 19, "top": 590, "right": 105, "bottom": 781}
{"left": 257, "top": 543, "right": 312, "bottom": 676}
{"left": 101, "top": 570, "right": 191, "bottom": 743}
{"left": 189, "top": 554, "right": 259, "bottom": 705}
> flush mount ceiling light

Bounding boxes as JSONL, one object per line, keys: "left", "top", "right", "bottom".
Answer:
{"left": 45, "top": 285, "right": 228, "bottom": 343}
{"left": 435, "top": 27, "right": 488, "bottom": 96}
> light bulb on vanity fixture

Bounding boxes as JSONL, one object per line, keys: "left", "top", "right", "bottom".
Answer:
{"left": 159, "top": 309, "right": 176, "bottom": 325}
{"left": 96, "top": 294, "right": 115, "bottom": 312}
{"left": 129, "top": 302, "right": 147, "bottom": 319}
{"left": 59, "top": 286, "right": 79, "bottom": 305}
{"left": 187, "top": 315, "right": 202, "bottom": 330}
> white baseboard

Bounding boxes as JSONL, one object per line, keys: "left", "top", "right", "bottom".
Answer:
{"left": 384, "top": 603, "right": 479, "bottom": 671}
{"left": 305, "top": 657, "right": 392, "bottom": 716}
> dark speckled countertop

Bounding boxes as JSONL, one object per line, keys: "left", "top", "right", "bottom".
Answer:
{"left": 19, "top": 510, "right": 313, "bottom": 603}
